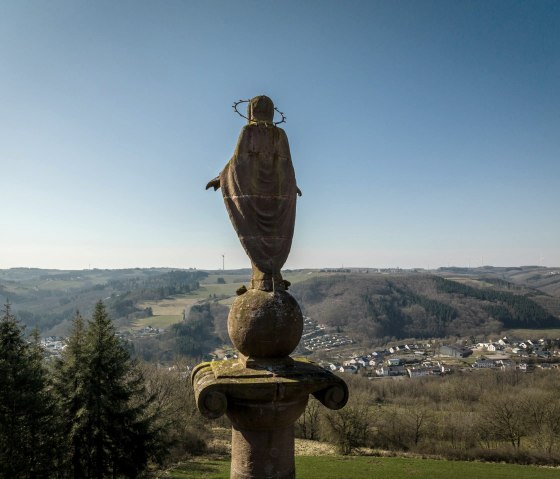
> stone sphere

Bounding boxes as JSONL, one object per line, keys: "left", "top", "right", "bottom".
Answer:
{"left": 228, "top": 289, "right": 303, "bottom": 358}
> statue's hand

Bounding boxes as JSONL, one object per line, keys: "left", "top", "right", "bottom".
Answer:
{"left": 296, "top": 187, "right": 302, "bottom": 197}
{"left": 206, "top": 177, "right": 221, "bottom": 191}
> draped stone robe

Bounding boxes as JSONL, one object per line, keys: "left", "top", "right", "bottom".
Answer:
{"left": 220, "top": 122, "right": 297, "bottom": 285}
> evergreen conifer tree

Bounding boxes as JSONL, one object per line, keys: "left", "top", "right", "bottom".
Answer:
{"left": 56, "top": 301, "right": 155, "bottom": 479}
{"left": 0, "top": 302, "right": 60, "bottom": 479}
{"left": 54, "top": 311, "right": 88, "bottom": 479}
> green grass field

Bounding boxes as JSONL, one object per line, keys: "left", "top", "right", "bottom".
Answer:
{"left": 136, "top": 270, "right": 322, "bottom": 316}
{"left": 170, "top": 456, "right": 560, "bottom": 479}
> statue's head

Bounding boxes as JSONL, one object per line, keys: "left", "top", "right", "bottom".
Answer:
{"left": 248, "top": 95, "right": 274, "bottom": 124}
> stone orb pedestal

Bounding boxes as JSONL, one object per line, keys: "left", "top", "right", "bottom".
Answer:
{"left": 192, "top": 278, "right": 349, "bottom": 479}
{"left": 228, "top": 290, "right": 303, "bottom": 359}
{"left": 192, "top": 359, "right": 349, "bottom": 479}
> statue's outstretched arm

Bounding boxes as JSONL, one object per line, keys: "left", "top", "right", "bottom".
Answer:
{"left": 206, "top": 176, "right": 221, "bottom": 191}
{"left": 296, "top": 186, "right": 302, "bottom": 197}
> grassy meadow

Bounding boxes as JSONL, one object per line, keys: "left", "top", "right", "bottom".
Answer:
{"left": 133, "top": 270, "right": 320, "bottom": 329}
{"left": 169, "top": 456, "right": 560, "bottom": 479}
{"left": 134, "top": 296, "right": 194, "bottom": 330}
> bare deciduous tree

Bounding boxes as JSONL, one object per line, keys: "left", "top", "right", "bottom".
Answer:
{"left": 297, "top": 397, "right": 321, "bottom": 440}
{"left": 321, "top": 394, "right": 373, "bottom": 455}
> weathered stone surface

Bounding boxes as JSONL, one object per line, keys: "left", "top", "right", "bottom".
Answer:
{"left": 231, "top": 425, "right": 295, "bottom": 479}
{"left": 228, "top": 289, "right": 303, "bottom": 359}
{"left": 191, "top": 358, "right": 348, "bottom": 479}
{"left": 192, "top": 358, "right": 349, "bottom": 418}
{"left": 206, "top": 95, "right": 299, "bottom": 292}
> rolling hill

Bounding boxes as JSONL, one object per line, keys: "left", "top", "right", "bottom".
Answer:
{"left": 290, "top": 270, "right": 560, "bottom": 344}
{"left": 2, "top": 266, "right": 560, "bottom": 346}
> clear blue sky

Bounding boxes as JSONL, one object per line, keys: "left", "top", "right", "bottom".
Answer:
{"left": 1, "top": 0, "right": 558, "bottom": 270}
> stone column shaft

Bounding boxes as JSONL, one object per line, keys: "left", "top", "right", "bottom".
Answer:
{"left": 230, "top": 424, "right": 295, "bottom": 479}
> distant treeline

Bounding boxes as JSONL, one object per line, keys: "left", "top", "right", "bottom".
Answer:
{"left": 108, "top": 270, "right": 207, "bottom": 302}
{"left": 362, "top": 281, "right": 459, "bottom": 338}
{"left": 17, "top": 308, "right": 76, "bottom": 332}
{"left": 7, "top": 270, "right": 208, "bottom": 334}
{"left": 434, "top": 277, "right": 559, "bottom": 329}
{"left": 132, "top": 301, "right": 229, "bottom": 362}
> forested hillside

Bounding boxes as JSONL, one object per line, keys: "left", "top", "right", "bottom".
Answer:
{"left": 290, "top": 272, "right": 560, "bottom": 344}
{"left": 0, "top": 268, "right": 207, "bottom": 335}
{"left": 2, "top": 267, "right": 560, "bottom": 350}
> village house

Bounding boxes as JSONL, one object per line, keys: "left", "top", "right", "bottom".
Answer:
{"left": 357, "top": 357, "right": 368, "bottom": 368}
{"left": 472, "top": 358, "right": 496, "bottom": 369}
{"left": 406, "top": 365, "right": 443, "bottom": 378}
{"left": 439, "top": 344, "right": 472, "bottom": 358}
{"left": 376, "top": 365, "right": 406, "bottom": 377}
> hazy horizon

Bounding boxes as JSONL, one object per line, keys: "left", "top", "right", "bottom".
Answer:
{"left": 2, "top": 263, "right": 558, "bottom": 272}
{"left": 2, "top": 1, "right": 559, "bottom": 271}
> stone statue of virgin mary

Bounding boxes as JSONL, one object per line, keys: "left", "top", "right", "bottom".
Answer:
{"left": 206, "top": 95, "right": 301, "bottom": 292}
